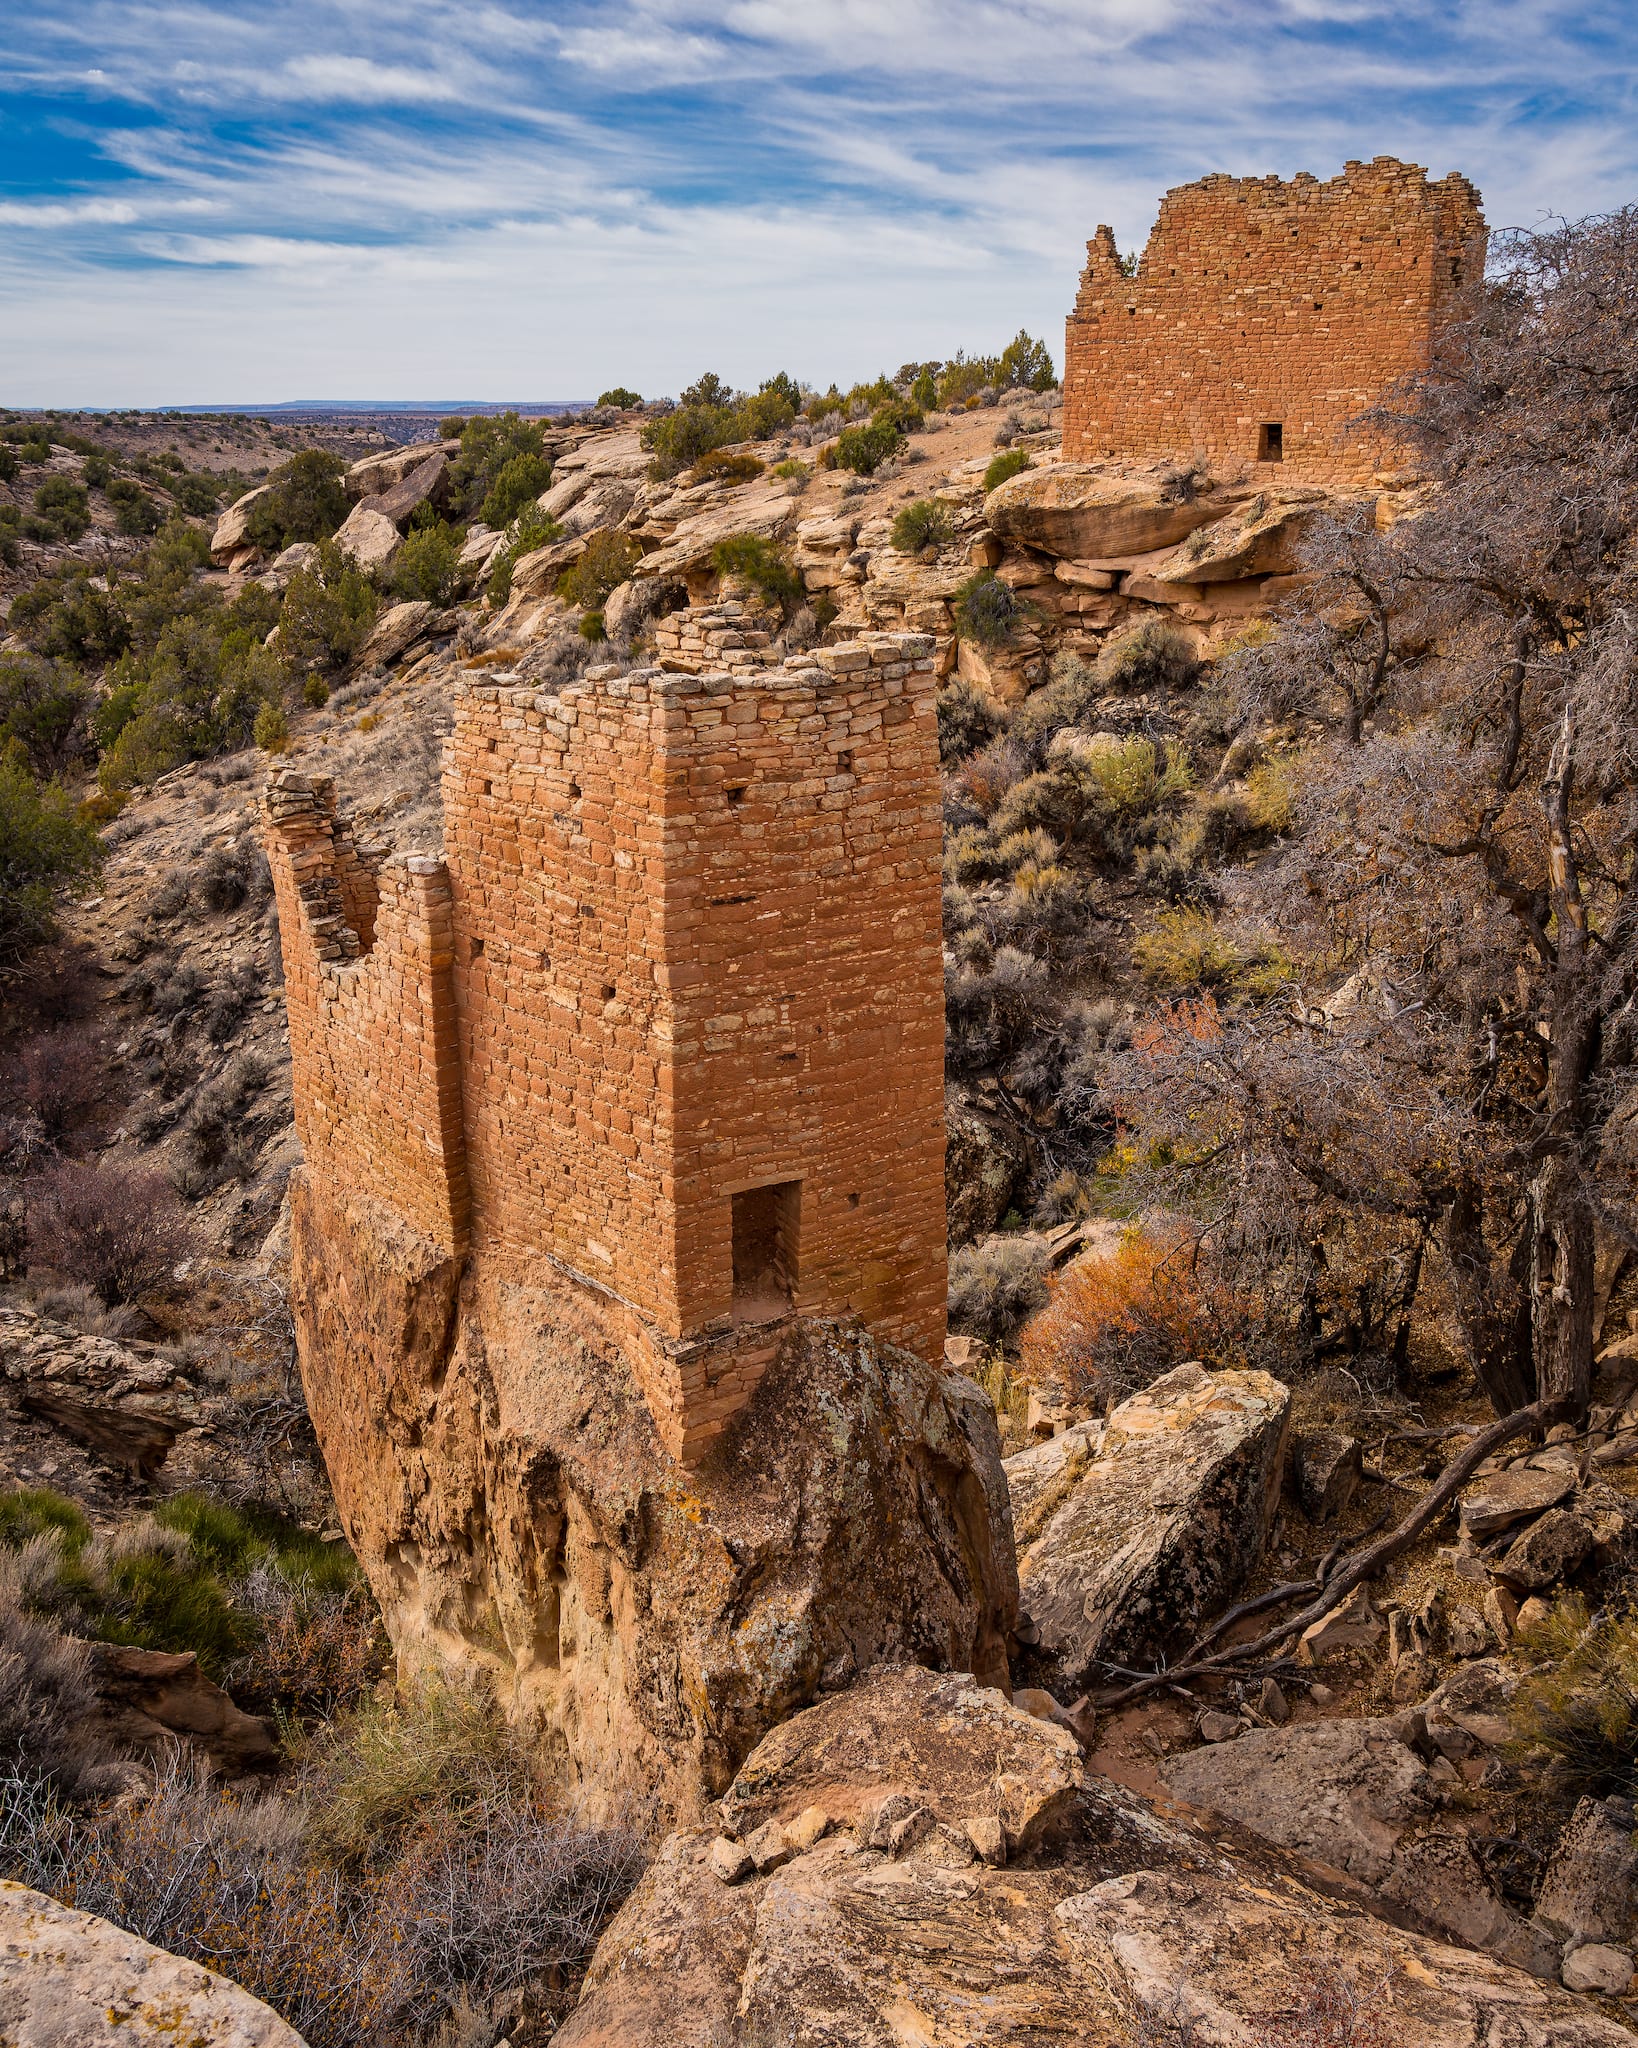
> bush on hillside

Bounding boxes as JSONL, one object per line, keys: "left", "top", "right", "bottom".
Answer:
{"left": 452, "top": 413, "right": 549, "bottom": 518}
{"left": 0, "top": 657, "right": 92, "bottom": 780}
{"left": 947, "top": 1235, "right": 1051, "bottom": 1344}
{"left": 243, "top": 451, "right": 349, "bottom": 552}
{"left": 935, "top": 678, "right": 1007, "bottom": 766}
{"left": 25, "top": 1158, "right": 190, "bottom": 1307}
{"left": 891, "top": 499, "right": 954, "bottom": 553}
{"left": 833, "top": 414, "right": 906, "bottom": 476}
{"left": 952, "top": 570, "right": 1025, "bottom": 647}
{"left": 710, "top": 532, "right": 803, "bottom": 617}
{"left": 983, "top": 448, "right": 1029, "bottom": 494}
{"left": 390, "top": 523, "right": 465, "bottom": 607}
{"left": 280, "top": 543, "right": 379, "bottom": 686}
{"left": 0, "top": 759, "right": 102, "bottom": 974}
{"left": 597, "top": 387, "right": 642, "bottom": 409}
{"left": 477, "top": 452, "right": 552, "bottom": 531}
{"left": 557, "top": 532, "right": 640, "bottom": 613}
{"left": 691, "top": 448, "right": 764, "bottom": 485}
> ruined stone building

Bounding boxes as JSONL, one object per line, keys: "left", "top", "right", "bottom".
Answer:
{"left": 264, "top": 618, "right": 947, "bottom": 1466}
{"left": 1063, "top": 156, "right": 1485, "bottom": 479}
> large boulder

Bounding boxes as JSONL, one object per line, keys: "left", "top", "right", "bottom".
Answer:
{"left": 82, "top": 1644, "right": 276, "bottom": 1775}
{"left": 210, "top": 483, "right": 274, "bottom": 563}
{"left": 985, "top": 465, "right": 1228, "bottom": 562}
{"left": 1163, "top": 1718, "right": 1559, "bottom": 1977}
{"left": 288, "top": 1176, "right": 1018, "bottom": 1824}
{"left": 331, "top": 503, "right": 402, "bottom": 575}
{"left": 944, "top": 1087, "right": 1033, "bottom": 1244}
{"left": 1534, "top": 1797, "right": 1638, "bottom": 1950}
{"left": 1152, "top": 490, "right": 1351, "bottom": 584}
{"left": 1012, "top": 1360, "right": 1290, "bottom": 1691}
{"left": 344, "top": 439, "right": 452, "bottom": 502}
{"left": 0, "top": 1881, "right": 306, "bottom": 2046}
{"left": 361, "top": 450, "right": 451, "bottom": 529}
{"left": 555, "top": 1667, "right": 1636, "bottom": 2048}
{"left": 354, "top": 600, "right": 434, "bottom": 671}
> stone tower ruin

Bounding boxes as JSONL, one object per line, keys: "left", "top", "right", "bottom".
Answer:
{"left": 263, "top": 623, "right": 947, "bottom": 1466}
{"left": 1063, "top": 156, "right": 1485, "bottom": 480}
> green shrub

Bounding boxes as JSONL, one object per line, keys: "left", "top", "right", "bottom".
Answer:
{"left": 0, "top": 758, "right": 102, "bottom": 971}
{"left": 557, "top": 531, "right": 640, "bottom": 612}
{"left": 0, "top": 445, "right": 16, "bottom": 485}
{"left": 451, "top": 412, "right": 548, "bottom": 518}
{"left": 691, "top": 448, "right": 764, "bottom": 484}
{"left": 477, "top": 451, "right": 551, "bottom": 530}
{"left": 243, "top": 451, "right": 349, "bottom": 552}
{"left": 171, "top": 473, "right": 222, "bottom": 517}
{"left": 983, "top": 448, "right": 1029, "bottom": 494}
{"left": 597, "top": 387, "right": 642, "bottom": 409}
{"left": 642, "top": 402, "right": 740, "bottom": 480}
{"left": 438, "top": 413, "right": 468, "bottom": 438}
{"left": 891, "top": 499, "right": 954, "bottom": 553}
{"left": 772, "top": 458, "right": 809, "bottom": 480}
{"left": 108, "top": 478, "right": 162, "bottom": 536}
{"left": 390, "top": 522, "right": 464, "bottom": 606}
{"left": 99, "top": 612, "right": 284, "bottom": 789}
{"left": 31, "top": 477, "right": 90, "bottom": 540}
{"left": 280, "top": 543, "right": 379, "bottom": 685}
{"left": 1132, "top": 907, "right": 1264, "bottom": 991}
{"left": 996, "top": 329, "right": 1056, "bottom": 391}
{"left": 936, "top": 352, "right": 992, "bottom": 409}
{"left": 936, "top": 677, "right": 1007, "bottom": 765}
{"left": 0, "top": 656, "right": 91, "bottom": 778}
{"left": 910, "top": 369, "right": 938, "bottom": 411}
{"left": 484, "top": 510, "right": 560, "bottom": 607}
{"left": 82, "top": 452, "right": 112, "bottom": 490}
{"left": 1244, "top": 753, "right": 1299, "bottom": 831}
{"left": 254, "top": 699, "right": 289, "bottom": 753}
{"left": 833, "top": 415, "right": 905, "bottom": 476}
{"left": 953, "top": 570, "right": 1024, "bottom": 647}
{"left": 579, "top": 611, "right": 605, "bottom": 641}
{"left": 710, "top": 532, "right": 802, "bottom": 616}
{"left": 1080, "top": 735, "right": 1194, "bottom": 820}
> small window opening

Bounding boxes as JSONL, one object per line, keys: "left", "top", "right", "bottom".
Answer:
{"left": 469, "top": 938, "right": 485, "bottom": 960}
{"left": 726, "top": 783, "right": 747, "bottom": 807}
{"left": 1312, "top": 300, "right": 1323, "bottom": 312}
{"left": 1257, "top": 423, "right": 1284, "bottom": 463}
{"left": 1450, "top": 258, "right": 1461, "bottom": 284}
{"left": 568, "top": 779, "right": 581, "bottom": 799}
{"left": 847, "top": 1191, "right": 860, "bottom": 1208}
{"left": 837, "top": 749, "right": 854, "bottom": 775}
{"left": 539, "top": 951, "right": 552, "bottom": 971}
{"left": 481, "top": 779, "right": 492, "bottom": 797}
{"left": 732, "top": 1181, "right": 800, "bottom": 1323}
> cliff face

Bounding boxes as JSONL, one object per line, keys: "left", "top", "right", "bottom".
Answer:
{"left": 288, "top": 1172, "right": 1017, "bottom": 1821}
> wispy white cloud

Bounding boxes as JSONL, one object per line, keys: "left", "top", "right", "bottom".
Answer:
{"left": 0, "top": 0, "right": 1634, "bottom": 402}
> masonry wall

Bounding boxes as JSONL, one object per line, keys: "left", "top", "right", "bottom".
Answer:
{"left": 264, "top": 776, "right": 468, "bottom": 1254}
{"left": 1063, "top": 156, "right": 1485, "bottom": 480}
{"left": 266, "top": 622, "right": 947, "bottom": 1464}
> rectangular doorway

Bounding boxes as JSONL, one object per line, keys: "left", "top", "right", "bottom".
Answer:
{"left": 732, "top": 1181, "right": 800, "bottom": 1322}
{"left": 1257, "top": 422, "right": 1284, "bottom": 462}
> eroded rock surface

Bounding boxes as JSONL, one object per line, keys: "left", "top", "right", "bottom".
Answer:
{"left": 289, "top": 1176, "right": 1017, "bottom": 1823}
{"left": 556, "top": 1668, "right": 1635, "bottom": 2048}
{"left": 0, "top": 1882, "right": 306, "bottom": 2047}
{"left": 1011, "top": 1361, "right": 1290, "bottom": 1692}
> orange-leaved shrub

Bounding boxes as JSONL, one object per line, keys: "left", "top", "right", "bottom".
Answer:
{"left": 1018, "top": 1223, "right": 1254, "bottom": 1410}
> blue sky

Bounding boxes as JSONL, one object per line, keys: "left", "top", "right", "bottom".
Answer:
{"left": 1, "top": 2, "right": 1635, "bottom": 406}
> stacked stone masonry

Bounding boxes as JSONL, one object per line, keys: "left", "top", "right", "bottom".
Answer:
{"left": 1064, "top": 157, "right": 1485, "bottom": 480}
{"left": 264, "top": 616, "right": 947, "bottom": 1464}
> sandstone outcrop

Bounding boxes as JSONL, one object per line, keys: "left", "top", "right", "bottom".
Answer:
{"left": 556, "top": 1667, "right": 1634, "bottom": 2047}
{"left": 1163, "top": 1718, "right": 1558, "bottom": 1976}
{"left": 331, "top": 502, "right": 401, "bottom": 573}
{"left": 944, "top": 1087, "right": 1033, "bottom": 1243}
{"left": 0, "top": 1881, "right": 307, "bottom": 2047}
{"left": 83, "top": 1644, "right": 277, "bottom": 1775}
{"left": 288, "top": 1176, "right": 1015, "bottom": 1822}
{"left": 985, "top": 465, "right": 1227, "bottom": 561}
{"left": 209, "top": 482, "right": 274, "bottom": 563}
{"left": 1011, "top": 1361, "right": 1291, "bottom": 1692}
{"left": 344, "top": 439, "right": 452, "bottom": 501}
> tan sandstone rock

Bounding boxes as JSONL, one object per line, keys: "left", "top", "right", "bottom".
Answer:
{"left": 985, "top": 464, "right": 1229, "bottom": 561}
{"left": 210, "top": 483, "right": 274, "bottom": 563}
{"left": 344, "top": 439, "right": 452, "bottom": 501}
{"left": 331, "top": 503, "right": 402, "bottom": 574}
{"left": 556, "top": 1668, "right": 1635, "bottom": 2048}
{"left": 0, "top": 1881, "right": 306, "bottom": 2047}
{"left": 288, "top": 1180, "right": 1017, "bottom": 1823}
{"left": 1011, "top": 1360, "right": 1290, "bottom": 1691}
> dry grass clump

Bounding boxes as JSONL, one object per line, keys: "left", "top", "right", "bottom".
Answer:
{"left": 1509, "top": 1596, "right": 1638, "bottom": 1800}
{"left": 0, "top": 1681, "right": 647, "bottom": 2047}
{"left": 947, "top": 1234, "right": 1051, "bottom": 1345}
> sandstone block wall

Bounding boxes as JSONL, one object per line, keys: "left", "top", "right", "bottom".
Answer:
{"left": 265, "top": 617, "right": 947, "bottom": 1463}
{"left": 1063, "top": 157, "right": 1485, "bottom": 480}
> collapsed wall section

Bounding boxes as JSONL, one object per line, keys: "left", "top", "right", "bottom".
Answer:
{"left": 263, "top": 774, "right": 468, "bottom": 1255}
{"left": 1063, "top": 156, "right": 1485, "bottom": 479}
